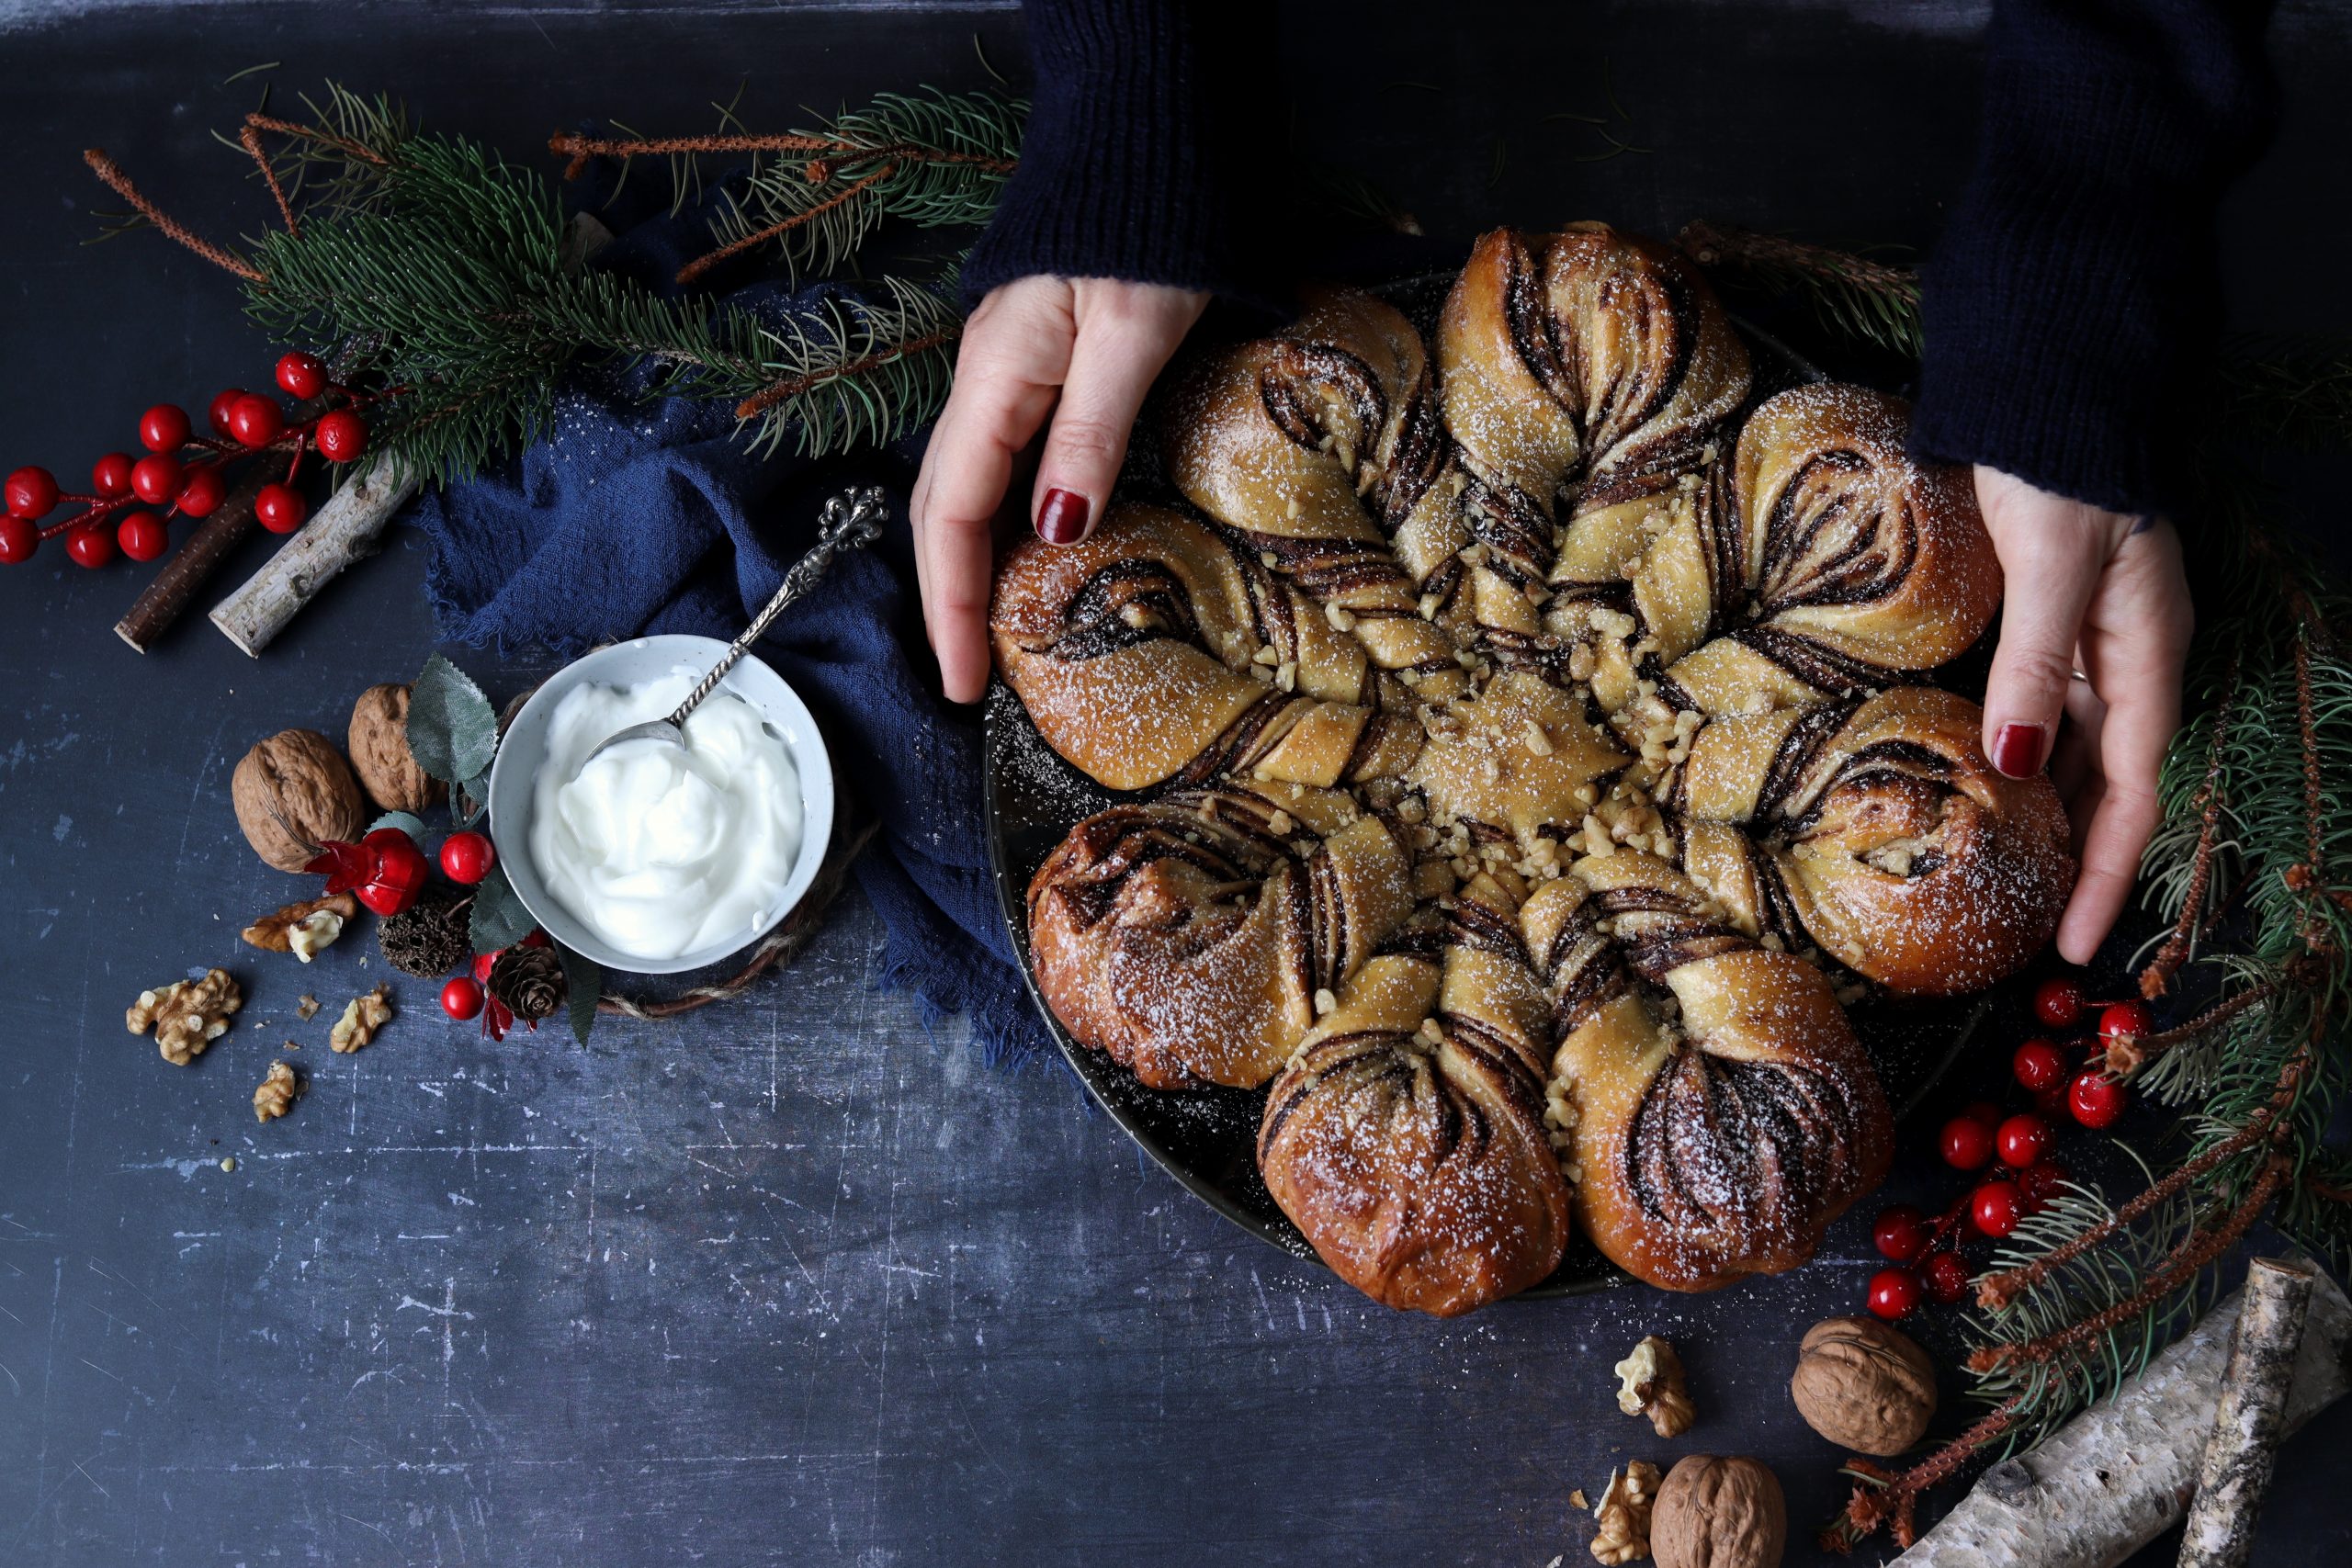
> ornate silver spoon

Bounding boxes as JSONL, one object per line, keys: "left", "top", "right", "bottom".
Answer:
{"left": 580, "top": 485, "right": 886, "bottom": 770}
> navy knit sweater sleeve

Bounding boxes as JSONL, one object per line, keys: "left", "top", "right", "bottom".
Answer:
{"left": 961, "top": 0, "right": 1252, "bottom": 307}
{"left": 1913, "top": 0, "right": 2276, "bottom": 513}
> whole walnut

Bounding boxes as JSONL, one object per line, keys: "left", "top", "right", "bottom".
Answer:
{"left": 348, "top": 682, "right": 446, "bottom": 813}
{"left": 1790, "top": 1315, "right": 1937, "bottom": 1456}
{"left": 232, "top": 729, "right": 368, "bottom": 872}
{"left": 1652, "top": 1455, "right": 1785, "bottom": 1568}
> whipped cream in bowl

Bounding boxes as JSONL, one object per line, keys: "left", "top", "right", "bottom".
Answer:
{"left": 487, "top": 637, "right": 834, "bottom": 974}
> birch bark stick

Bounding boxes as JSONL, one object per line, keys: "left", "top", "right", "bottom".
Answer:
{"left": 1889, "top": 1260, "right": 2350, "bottom": 1568}
{"left": 208, "top": 453, "right": 420, "bottom": 657}
{"left": 2177, "top": 1258, "right": 2318, "bottom": 1568}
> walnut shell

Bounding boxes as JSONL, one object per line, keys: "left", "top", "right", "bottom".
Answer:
{"left": 1652, "top": 1455, "right": 1785, "bottom": 1568}
{"left": 348, "top": 682, "right": 446, "bottom": 813}
{"left": 232, "top": 728, "right": 368, "bottom": 872}
{"left": 1790, "top": 1314, "right": 1938, "bottom": 1456}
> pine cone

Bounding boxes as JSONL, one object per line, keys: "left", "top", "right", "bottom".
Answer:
{"left": 379, "top": 886, "right": 471, "bottom": 978}
{"left": 488, "top": 946, "right": 566, "bottom": 1021}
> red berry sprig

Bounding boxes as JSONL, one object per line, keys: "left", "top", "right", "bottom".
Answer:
{"left": 0, "top": 357, "right": 387, "bottom": 570}
{"left": 1858, "top": 970, "right": 2153, "bottom": 1321}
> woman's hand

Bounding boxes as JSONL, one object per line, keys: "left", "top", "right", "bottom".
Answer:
{"left": 910, "top": 276, "right": 1210, "bottom": 704}
{"left": 1974, "top": 467, "right": 2194, "bottom": 964}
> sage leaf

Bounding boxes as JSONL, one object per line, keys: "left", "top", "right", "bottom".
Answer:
{"left": 554, "top": 941, "right": 603, "bottom": 1045}
{"left": 468, "top": 862, "right": 539, "bottom": 954}
{"left": 409, "top": 654, "right": 498, "bottom": 786}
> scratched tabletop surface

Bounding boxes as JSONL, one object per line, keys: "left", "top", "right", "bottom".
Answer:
{"left": 5, "top": 4, "right": 2352, "bottom": 1565}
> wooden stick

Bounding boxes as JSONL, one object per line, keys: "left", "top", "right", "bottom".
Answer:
{"left": 208, "top": 454, "right": 419, "bottom": 657}
{"left": 2177, "top": 1258, "right": 2319, "bottom": 1568}
{"left": 115, "top": 468, "right": 271, "bottom": 653}
{"left": 1888, "top": 1260, "right": 2350, "bottom": 1568}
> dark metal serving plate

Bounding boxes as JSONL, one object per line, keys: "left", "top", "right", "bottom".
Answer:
{"left": 982, "top": 276, "right": 1989, "bottom": 1298}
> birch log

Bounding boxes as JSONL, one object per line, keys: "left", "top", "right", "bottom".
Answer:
{"left": 208, "top": 453, "right": 420, "bottom": 657}
{"left": 2177, "top": 1258, "right": 2318, "bottom": 1568}
{"left": 1889, "top": 1261, "right": 2351, "bottom": 1568}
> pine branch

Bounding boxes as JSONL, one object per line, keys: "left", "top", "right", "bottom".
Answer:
{"left": 550, "top": 87, "right": 1024, "bottom": 282}
{"left": 101, "top": 86, "right": 981, "bottom": 486}
{"left": 1675, "top": 220, "right": 1922, "bottom": 358}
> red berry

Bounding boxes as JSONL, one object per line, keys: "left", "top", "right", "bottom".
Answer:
{"left": 1960, "top": 1099, "right": 2004, "bottom": 1128}
{"left": 130, "top": 453, "right": 185, "bottom": 506}
{"left": 354, "top": 827, "right": 430, "bottom": 917}
{"left": 2098, "top": 1000, "right": 2154, "bottom": 1049}
{"left": 255, "top": 482, "right": 308, "bottom": 534}
{"left": 6, "top": 465, "right": 59, "bottom": 518}
{"left": 1867, "top": 1267, "right": 1921, "bottom": 1321}
{"left": 441, "top": 976, "right": 486, "bottom": 1021}
{"left": 117, "top": 512, "right": 169, "bottom": 562}
{"left": 139, "top": 402, "right": 191, "bottom": 454}
{"left": 176, "top": 465, "right": 227, "bottom": 518}
{"left": 208, "top": 388, "right": 249, "bottom": 438}
{"left": 439, "top": 830, "right": 496, "bottom": 885}
{"left": 65, "top": 522, "right": 116, "bottom": 568}
{"left": 1972, "top": 1179, "right": 2025, "bottom": 1238}
{"left": 2067, "top": 1070, "right": 2128, "bottom": 1130}
{"left": 2012, "top": 1038, "right": 2067, "bottom": 1093}
{"left": 228, "top": 393, "right": 286, "bottom": 449}
{"left": 1996, "top": 1112, "right": 2051, "bottom": 1169}
{"left": 2033, "top": 976, "right": 2086, "bottom": 1029}
{"left": 2018, "top": 1158, "right": 2070, "bottom": 1213}
{"left": 313, "top": 408, "right": 368, "bottom": 464}
{"left": 91, "top": 451, "right": 137, "bottom": 499}
{"left": 1872, "top": 1203, "right": 1930, "bottom": 1264}
{"left": 0, "top": 515, "right": 38, "bottom": 563}
{"left": 1921, "top": 1251, "right": 1972, "bottom": 1304}
{"left": 276, "top": 351, "right": 329, "bottom": 400}
{"left": 1940, "top": 1114, "right": 1996, "bottom": 1171}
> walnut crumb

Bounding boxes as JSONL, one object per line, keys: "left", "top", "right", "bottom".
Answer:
{"left": 296, "top": 994, "right": 321, "bottom": 1021}
{"left": 1615, "top": 1335, "right": 1697, "bottom": 1438}
{"left": 253, "top": 1060, "right": 301, "bottom": 1122}
{"left": 127, "top": 969, "right": 243, "bottom": 1066}
{"left": 330, "top": 984, "right": 393, "bottom": 1053}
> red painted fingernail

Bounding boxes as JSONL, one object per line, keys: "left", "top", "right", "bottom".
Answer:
{"left": 1036, "top": 488, "right": 1091, "bottom": 545}
{"left": 1991, "top": 722, "right": 2046, "bottom": 778}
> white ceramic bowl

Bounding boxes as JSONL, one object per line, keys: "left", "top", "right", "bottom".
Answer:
{"left": 486, "top": 636, "right": 835, "bottom": 976}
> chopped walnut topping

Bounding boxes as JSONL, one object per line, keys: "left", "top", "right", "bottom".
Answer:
{"left": 253, "top": 1059, "right": 301, "bottom": 1122}
{"left": 295, "top": 994, "right": 321, "bottom": 1021}
{"left": 127, "top": 969, "right": 243, "bottom": 1066}
{"left": 1590, "top": 1461, "right": 1661, "bottom": 1565}
{"left": 1614, "top": 1336, "right": 1697, "bottom": 1438}
{"left": 329, "top": 984, "right": 393, "bottom": 1053}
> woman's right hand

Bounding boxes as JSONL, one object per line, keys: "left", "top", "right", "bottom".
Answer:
{"left": 910, "top": 276, "right": 1210, "bottom": 703}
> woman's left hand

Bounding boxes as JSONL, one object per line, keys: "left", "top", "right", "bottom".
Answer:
{"left": 1973, "top": 467, "right": 2194, "bottom": 965}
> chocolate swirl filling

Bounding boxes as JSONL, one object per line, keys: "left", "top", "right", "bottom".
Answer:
{"left": 1623, "top": 1045, "right": 1865, "bottom": 1240}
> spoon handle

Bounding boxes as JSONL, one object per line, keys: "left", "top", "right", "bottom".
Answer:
{"left": 666, "top": 486, "right": 888, "bottom": 728}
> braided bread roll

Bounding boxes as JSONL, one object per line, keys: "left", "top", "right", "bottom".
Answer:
{"left": 1522, "top": 852, "right": 1892, "bottom": 1291}
{"left": 1026, "top": 783, "right": 1414, "bottom": 1089}
{"left": 1441, "top": 223, "right": 1752, "bottom": 698}
{"left": 1258, "top": 870, "right": 1570, "bottom": 1315}
{"left": 992, "top": 503, "right": 1423, "bottom": 791}
{"left": 1664, "top": 687, "right": 2074, "bottom": 995}
{"left": 1169, "top": 291, "right": 1482, "bottom": 687}
{"left": 1634, "top": 384, "right": 2005, "bottom": 718}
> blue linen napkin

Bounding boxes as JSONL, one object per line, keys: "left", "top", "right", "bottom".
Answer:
{"left": 402, "top": 145, "right": 1048, "bottom": 1066}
